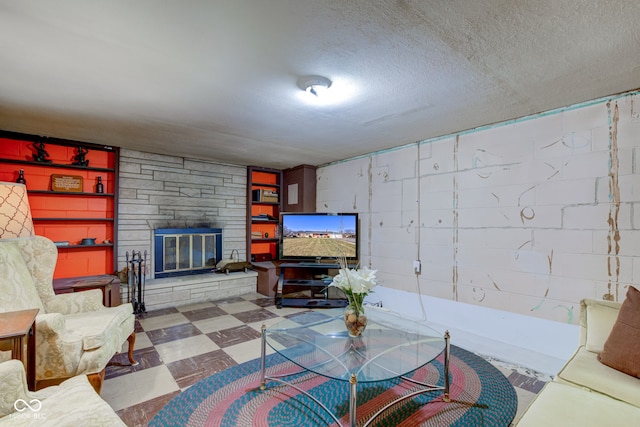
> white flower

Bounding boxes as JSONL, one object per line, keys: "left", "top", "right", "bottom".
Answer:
{"left": 330, "top": 266, "right": 378, "bottom": 295}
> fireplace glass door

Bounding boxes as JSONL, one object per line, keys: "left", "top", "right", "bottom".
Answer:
{"left": 154, "top": 228, "right": 222, "bottom": 278}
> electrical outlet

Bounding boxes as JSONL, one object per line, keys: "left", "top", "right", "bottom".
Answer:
{"left": 413, "top": 259, "right": 421, "bottom": 275}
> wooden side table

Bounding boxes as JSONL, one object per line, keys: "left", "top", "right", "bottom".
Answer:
{"left": 54, "top": 275, "right": 120, "bottom": 307}
{"left": 71, "top": 278, "right": 114, "bottom": 307}
{"left": 0, "top": 308, "right": 39, "bottom": 390}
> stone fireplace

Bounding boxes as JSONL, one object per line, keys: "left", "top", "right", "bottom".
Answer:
{"left": 117, "top": 150, "right": 257, "bottom": 311}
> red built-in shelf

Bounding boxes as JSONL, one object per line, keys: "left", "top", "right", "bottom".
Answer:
{"left": 0, "top": 134, "right": 118, "bottom": 279}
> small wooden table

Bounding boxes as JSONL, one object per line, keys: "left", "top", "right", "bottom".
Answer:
{"left": 0, "top": 308, "right": 39, "bottom": 390}
{"left": 70, "top": 278, "right": 115, "bottom": 307}
{"left": 54, "top": 275, "right": 120, "bottom": 307}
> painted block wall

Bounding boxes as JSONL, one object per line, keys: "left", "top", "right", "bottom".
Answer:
{"left": 317, "top": 92, "right": 640, "bottom": 328}
{"left": 117, "top": 149, "right": 247, "bottom": 275}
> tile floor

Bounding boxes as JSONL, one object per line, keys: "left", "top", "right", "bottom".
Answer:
{"left": 101, "top": 292, "right": 549, "bottom": 426}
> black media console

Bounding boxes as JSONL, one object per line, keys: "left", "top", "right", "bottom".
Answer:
{"left": 275, "top": 262, "right": 352, "bottom": 308}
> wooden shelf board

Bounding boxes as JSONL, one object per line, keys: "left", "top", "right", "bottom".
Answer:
{"left": 0, "top": 158, "right": 115, "bottom": 172}
{"left": 33, "top": 217, "right": 114, "bottom": 221}
{"left": 28, "top": 190, "right": 114, "bottom": 197}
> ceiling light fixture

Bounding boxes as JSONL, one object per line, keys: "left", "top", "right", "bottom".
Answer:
{"left": 297, "top": 75, "right": 332, "bottom": 97}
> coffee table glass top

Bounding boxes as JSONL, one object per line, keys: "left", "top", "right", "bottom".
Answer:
{"left": 265, "top": 308, "right": 445, "bottom": 383}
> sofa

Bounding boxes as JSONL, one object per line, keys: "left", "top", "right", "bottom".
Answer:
{"left": 0, "top": 235, "right": 136, "bottom": 392}
{"left": 515, "top": 288, "right": 640, "bottom": 426}
{"left": 0, "top": 359, "right": 126, "bottom": 426}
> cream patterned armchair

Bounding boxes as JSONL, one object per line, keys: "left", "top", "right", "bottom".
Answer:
{"left": 0, "top": 235, "right": 136, "bottom": 393}
{"left": 0, "top": 359, "right": 126, "bottom": 426}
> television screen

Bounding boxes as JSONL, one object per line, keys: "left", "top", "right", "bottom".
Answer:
{"left": 279, "top": 212, "right": 358, "bottom": 261}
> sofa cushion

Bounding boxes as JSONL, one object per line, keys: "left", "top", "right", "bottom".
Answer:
{"left": 515, "top": 381, "right": 640, "bottom": 427}
{"left": 597, "top": 286, "right": 640, "bottom": 378}
{"left": 582, "top": 299, "right": 620, "bottom": 353}
{"left": 556, "top": 346, "right": 640, "bottom": 408}
{"left": 0, "top": 242, "right": 45, "bottom": 313}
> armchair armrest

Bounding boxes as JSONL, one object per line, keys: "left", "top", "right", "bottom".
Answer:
{"left": 35, "top": 313, "right": 83, "bottom": 377}
{"left": 0, "top": 360, "right": 60, "bottom": 419}
{"left": 0, "top": 360, "right": 29, "bottom": 418}
{"left": 43, "top": 290, "right": 104, "bottom": 315}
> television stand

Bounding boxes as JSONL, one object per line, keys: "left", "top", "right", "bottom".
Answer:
{"left": 275, "top": 262, "right": 350, "bottom": 308}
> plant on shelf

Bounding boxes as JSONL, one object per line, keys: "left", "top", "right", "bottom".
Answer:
{"left": 329, "top": 258, "right": 379, "bottom": 337}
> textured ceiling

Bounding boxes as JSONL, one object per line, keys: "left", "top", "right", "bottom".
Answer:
{"left": 0, "top": 1, "right": 639, "bottom": 169}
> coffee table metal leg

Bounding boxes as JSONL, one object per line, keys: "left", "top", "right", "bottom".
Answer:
{"left": 349, "top": 373, "right": 357, "bottom": 427}
{"left": 260, "top": 324, "right": 267, "bottom": 389}
{"left": 444, "top": 330, "right": 450, "bottom": 402}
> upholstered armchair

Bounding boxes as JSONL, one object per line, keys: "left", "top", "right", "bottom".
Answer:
{"left": 0, "top": 359, "right": 126, "bottom": 426}
{"left": 0, "top": 235, "right": 136, "bottom": 393}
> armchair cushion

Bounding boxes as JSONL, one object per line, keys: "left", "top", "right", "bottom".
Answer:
{"left": 597, "top": 286, "right": 640, "bottom": 378}
{"left": 64, "top": 305, "right": 133, "bottom": 351}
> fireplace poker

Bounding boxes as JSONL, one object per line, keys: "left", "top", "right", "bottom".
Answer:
{"left": 126, "top": 251, "right": 136, "bottom": 307}
{"left": 138, "top": 250, "right": 147, "bottom": 313}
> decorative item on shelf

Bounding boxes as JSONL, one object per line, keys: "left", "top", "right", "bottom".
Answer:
{"left": 252, "top": 213, "right": 277, "bottom": 221}
{"left": 329, "top": 258, "right": 379, "bottom": 337}
{"left": 51, "top": 174, "right": 83, "bottom": 192}
{"left": 0, "top": 182, "right": 34, "bottom": 238}
{"left": 15, "top": 169, "right": 26, "bottom": 184}
{"left": 72, "top": 146, "right": 89, "bottom": 166}
{"left": 32, "top": 141, "right": 52, "bottom": 163}
{"left": 251, "top": 253, "right": 272, "bottom": 262}
{"left": 96, "top": 176, "right": 104, "bottom": 193}
{"left": 252, "top": 189, "right": 278, "bottom": 203}
{"left": 215, "top": 249, "right": 253, "bottom": 275}
{"left": 80, "top": 237, "right": 97, "bottom": 246}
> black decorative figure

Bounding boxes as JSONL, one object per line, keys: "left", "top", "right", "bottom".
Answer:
{"left": 32, "top": 142, "right": 52, "bottom": 163}
{"left": 72, "top": 146, "right": 89, "bottom": 166}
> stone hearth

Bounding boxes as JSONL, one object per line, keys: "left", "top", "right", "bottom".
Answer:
{"left": 132, "top": 271, "right": 257, "bottom": 312}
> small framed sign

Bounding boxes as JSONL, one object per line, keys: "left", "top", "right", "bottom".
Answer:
{"left": 51, "top": 174, "right": 83, "bottom": 192}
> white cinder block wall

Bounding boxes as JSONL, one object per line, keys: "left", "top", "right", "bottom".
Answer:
{"left": 117, "top": 149, "right": 248, "bottom": 274}
{"left": 317, "top": 91, "right": 640, "bottom": 372}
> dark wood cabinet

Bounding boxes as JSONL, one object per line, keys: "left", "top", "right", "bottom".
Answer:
{"left": 276, "top": 262, "right": 348, "bottom": 308}
{"left": 283, "top": 164, "right": 316, "bottom": 212}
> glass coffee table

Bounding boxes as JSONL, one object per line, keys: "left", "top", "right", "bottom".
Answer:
{"left": 260, "top": 308, "right": 450, "bottom": 427}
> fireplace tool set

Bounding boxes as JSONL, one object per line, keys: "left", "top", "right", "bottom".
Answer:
{"left": 127, "top": 250, "right": 147, "bottom": 314}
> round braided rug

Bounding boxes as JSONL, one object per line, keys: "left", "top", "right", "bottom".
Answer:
{"left": 149, "top": 345, "right": 517, "bottom": 427}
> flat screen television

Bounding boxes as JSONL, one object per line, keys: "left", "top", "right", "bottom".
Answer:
{"left": 279, "top": 212, "right": 359, "bottom": 261}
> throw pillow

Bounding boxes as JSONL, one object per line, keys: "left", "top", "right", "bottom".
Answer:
{"left": 598, "top": 286, "right": 640, "bottom": 378}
